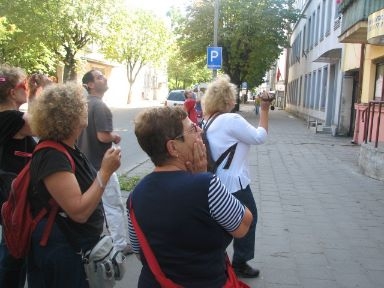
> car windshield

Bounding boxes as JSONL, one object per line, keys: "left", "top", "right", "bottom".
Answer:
{"left": 168, "top": 91, "right": 184, "bottom": 101}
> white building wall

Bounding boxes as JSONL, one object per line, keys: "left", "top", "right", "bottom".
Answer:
{"left": 288, "top": 0, "right": 346, "bottom": 133}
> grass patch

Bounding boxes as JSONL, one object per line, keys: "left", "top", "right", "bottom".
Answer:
{"left": 118, "top": 175, "right": 141, "bottom": 192}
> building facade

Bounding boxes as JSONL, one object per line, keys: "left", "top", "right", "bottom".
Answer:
{"left": 286, "top": 0, "right": 384, "bottom": 181}
{"left": 338, "top": 0, "right": 384, "bottom": 145}
{"left": 287, "top": 0, "right": 345, "bottom": 135}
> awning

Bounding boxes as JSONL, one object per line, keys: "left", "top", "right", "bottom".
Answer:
{"left": 313, "top": 48, "right": 342, "bottom": 63}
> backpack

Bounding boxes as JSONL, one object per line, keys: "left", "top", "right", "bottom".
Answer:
{"left": 0, "top": 145, "right": 17, "bottom": 208}
{"left": 0, "top": 144, "right": 32, "bottom": 223}
{"left": 0, "top": 171, "right": 17, "bottom": 211}
{"left": 1, "top": 140, "right": 75, "bottom": 259}
{"left": 202, "top": 113, "right": 237, "bottom": 173}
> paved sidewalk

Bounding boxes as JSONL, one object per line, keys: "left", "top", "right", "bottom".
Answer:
{"left": 119, "top": 104, "right": 384, "bottom": 288}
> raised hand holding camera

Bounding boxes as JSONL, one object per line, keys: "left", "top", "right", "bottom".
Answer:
{"left": 260, "top": 91, "right": 275, "bottom": 110}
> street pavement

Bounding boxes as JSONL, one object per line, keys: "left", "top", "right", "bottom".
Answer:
{"left": 118, "top": 103, "right": 384, "bottom": 288}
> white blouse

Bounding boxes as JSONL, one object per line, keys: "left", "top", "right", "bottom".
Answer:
{"left": 206, "top": 113, "right": 267, "bottom": 193}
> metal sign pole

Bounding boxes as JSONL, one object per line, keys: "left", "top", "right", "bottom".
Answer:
{"left": 213, "top": 0, "right": 219, "bottom": 79}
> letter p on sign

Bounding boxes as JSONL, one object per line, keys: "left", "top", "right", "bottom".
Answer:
{"left": 207, "top": 47, "right": 222, "bottom": 69}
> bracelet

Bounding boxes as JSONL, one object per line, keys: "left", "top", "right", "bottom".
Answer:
{"left": 96, "top": 171, "right": 105, "bottom": 189}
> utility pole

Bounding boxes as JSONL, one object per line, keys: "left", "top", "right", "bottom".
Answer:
{"left": 213, "top": 0, "right": 219, "bottom": 79}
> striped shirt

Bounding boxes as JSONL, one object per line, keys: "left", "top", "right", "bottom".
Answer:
{"left": 127, "top": 174, "right": 245, "bottom": 254}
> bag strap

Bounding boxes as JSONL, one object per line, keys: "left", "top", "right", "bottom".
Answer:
{"left": 203, "top": 112, "right": 221, "bottom": 132}
{"left": 0, "top": 138, "right": 33, "bottom": 170}
{"left": 0, "top": 145, "right": 3, "bottom": 168}
{"left": 216, "top": 143, "right": 237, "bottom": 170}
{"left": 204, "top": 113, "right": 238, "bottom": 170}
{"left": 33, "top": 140, "right": 76, "bottom": 247}
{"left": 129, "top": 197, "right": 182, "bottom": 288}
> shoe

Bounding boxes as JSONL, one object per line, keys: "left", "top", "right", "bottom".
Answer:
{"left": 232, "top": 262, "right": 260, "bottom": 278}
{"left": 121, "top": 243, "right": 134, "bottom": 256}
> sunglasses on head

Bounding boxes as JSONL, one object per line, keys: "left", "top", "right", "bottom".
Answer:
{"left": 14, "top": 81, "right": 27, "bottom": 91}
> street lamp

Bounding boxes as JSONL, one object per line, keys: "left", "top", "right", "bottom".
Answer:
{"left": 213, "top": 0, "right": 219, "bottom": 79}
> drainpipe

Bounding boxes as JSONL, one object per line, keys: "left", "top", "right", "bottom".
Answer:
{"left": 284, "top": 47, "right": 290, "bottom": 110}
{"left": 357, "top": 43, "right": 365, "bottom": 104}
{"left": 352, "top": 43, "right": 366, "bottom": 143}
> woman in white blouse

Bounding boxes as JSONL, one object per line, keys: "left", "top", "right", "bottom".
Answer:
{"left": 202, "top": 75, "right": 272, "bottom": 278}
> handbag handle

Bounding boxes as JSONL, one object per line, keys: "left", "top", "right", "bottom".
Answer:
{"left": 129, "top": 197, "right": 182, "bottom": 288}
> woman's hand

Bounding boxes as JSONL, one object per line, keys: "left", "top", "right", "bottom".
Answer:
{"left": 185, "top": 139, "right": 207, "bottom": 173}
{"left": 259, "top": 92, "right": 274, "bottom": 111}
{"left": 260, "top": 100, "right": 271, "bottom": 111}
{"left": 99, "top": 147, "right": 121, "bottom": 178}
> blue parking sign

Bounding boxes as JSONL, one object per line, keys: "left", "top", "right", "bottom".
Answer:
{"left": 207, "top": 47, "right": 222, "bottom": 69}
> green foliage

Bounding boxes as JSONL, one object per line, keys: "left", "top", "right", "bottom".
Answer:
{"left": 166, "top": 7, "right": 213, "bottom": 89}
{"left": 167, "top": 43, "right": 212, "bottom": 90}
{"left": 118, "top": 175, "right": 141, "bottom": 192}
{"left": 0, "top": 0, "right": 118, "bottom": 79}
{"left": 0, "top": 17, "right": 17, "bottom": 43}
{"left": 178, "top": 0, "right": 301, "bottom": 88}
{"left": 101, "top": 9, "right": 172, "bottom": 103}
{"left": 0, "top": 16, "right": 56, "bottom": 74}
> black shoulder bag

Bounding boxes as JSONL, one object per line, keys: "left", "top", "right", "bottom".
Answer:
{"left": 202, "top": 113, "right": 237, "bottom": 173}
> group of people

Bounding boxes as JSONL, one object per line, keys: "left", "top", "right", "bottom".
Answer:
{"left": 0, "top": 62, "right": 272, "bottom": 287}
{"left": 128, "top": 74, "right": 272, "bottom": 286}
{"left": 0, "top": 65, "right": 132, "bottom": 288}
{"left": 183, "top": 89, "right": 205, "bottom": 126}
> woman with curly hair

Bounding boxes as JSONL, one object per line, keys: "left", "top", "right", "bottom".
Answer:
{"left": 27, "top": 82, "right": 121, "bottom": 287}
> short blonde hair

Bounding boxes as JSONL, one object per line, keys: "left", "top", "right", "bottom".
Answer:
{"left": 203, "top": 74, "right": 237, "bottom": 115}
{"left": 30, "top": 82, "right": 87, "bottom": 141}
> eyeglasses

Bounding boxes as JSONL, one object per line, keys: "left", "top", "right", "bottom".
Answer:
{"left": 95, "top": 74, "right": 105, "bottom": 80}
{"left": 174, "top": 123, "right": 200, "bottom": 140}
{"left": 14, "top": 81, "right": 27, "bottom": 91}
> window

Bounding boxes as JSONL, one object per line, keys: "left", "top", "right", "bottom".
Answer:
{"left": 321, "top": 67, "right": 328, "bottom": 110}
{"left": 320, "top": 0, "right": 326, "bottom": 41}
{"left": 325, "top": 0, "right": 332, "bottom": 36}
{"left": 374, "top": 63, "right": 384, "bottom": 101}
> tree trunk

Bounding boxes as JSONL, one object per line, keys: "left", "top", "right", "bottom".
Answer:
{"left": 127, "top": 86, "right": 132, "bottom": 104}
{"left": 63, "top": 51, "right": 77, "bottom": 82}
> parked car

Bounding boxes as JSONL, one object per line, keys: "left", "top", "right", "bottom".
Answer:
{"left": 164, "top": 90, "right": 185, "bottom": 107}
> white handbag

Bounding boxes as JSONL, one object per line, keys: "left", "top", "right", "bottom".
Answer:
{"left": 83, "top": 235, "right": 126, "bottom": 288}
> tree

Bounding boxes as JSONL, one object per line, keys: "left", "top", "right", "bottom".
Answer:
{"left": 166, "top": 6, "right": 212, "bottom": 90}
{"left": 0, "top": 17, "right": 17, "bottom": 44}
{"left": 0, "top": 0, "right": 117, "bottom": 80}
{"left": 168, "top": 44, "right": 212, "bottom": 90}
{"left": 0, "top": 16, "right": 56, "bottom": 74}
{"left": 179, "top": 0, "right": 301, "bottom": 89}
{"left": 101, "top": 9, "right": 171, "bottom": 103}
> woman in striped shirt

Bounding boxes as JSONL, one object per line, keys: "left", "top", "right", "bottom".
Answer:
{"left": 127, "top": 106, "right": 253, "bottom": 288}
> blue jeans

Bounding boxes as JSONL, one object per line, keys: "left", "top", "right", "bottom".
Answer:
{"left": 0, "top": 228, "right": 26, "bottom": 288}
{"left": 232, "top": 185, "right": 258, "bottom": 265}
{"left": 27, "top": 219, "right": 90, "bottom": 288}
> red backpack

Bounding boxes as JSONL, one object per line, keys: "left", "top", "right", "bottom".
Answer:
{"left": 1, "top": 140, "right": 75, "bottom": 259}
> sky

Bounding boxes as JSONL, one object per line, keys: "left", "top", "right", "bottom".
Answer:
{"left": 125, "top": 0, "right": 188, "bottom": 17}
